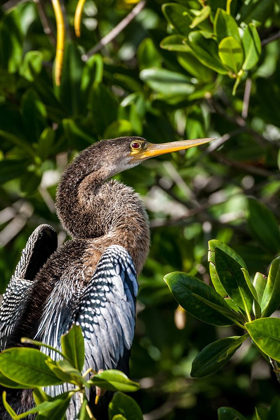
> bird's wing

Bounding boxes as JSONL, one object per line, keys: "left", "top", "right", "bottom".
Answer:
{"left": 38, "top": 245, "right": 138, "bottom": 396}
{"left": 0, "top": 224, "right": 57, "bottom": 350}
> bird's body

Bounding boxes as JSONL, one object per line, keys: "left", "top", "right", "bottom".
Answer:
{"left": 0, "top": 136, "right": 211, "bottom": 419}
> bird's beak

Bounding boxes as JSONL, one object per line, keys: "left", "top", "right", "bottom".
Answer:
{"left": 135, "top": 138, "right": 213, "bottom": 161}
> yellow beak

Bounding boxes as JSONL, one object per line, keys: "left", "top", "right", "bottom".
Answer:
{"left": 135, "top": 138, "right": 213, "bottom": 161}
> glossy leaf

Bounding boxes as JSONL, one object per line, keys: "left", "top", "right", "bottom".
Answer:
{"left": 21, "top": 89, "right": 47, "bottom": 143}
{"left": 190, "top": 6, "right": 211, "bottom": 29}
{"left": 61, "top": 324, "right": 85, "bottom": 372}
{"left": 246, "top": 318, "right": 280, "bottom": 362}
{"left": 104, "top": 120, "right": 133, "bottom": 139}
{"left": 238, "top": 0, "right": 274, "bottom": 25}
{"left": 218, "top": 37, "right": 244, "bottom": 74}
{"left": 241, "top": 268, "right": 261, "bottom": 317}
{"left": 19, "top": 51, "right": 43, "bottom": 82}
{"left": 37, "top": 127, "right": 55, "bottom": 161}
{"left": 261, "top": 257, "right": 280, "bottom": 317}
{"left": 0, "top": 371, "right": 32, "bottom": 389}
{"left": 162, "top": 4, "right": 192, "bottom": 36}
{"left": 0, "top": 159, "right": 31, "bottom": 184}
{"left": 88, "top": 370, "right": 140, "bottom": 392}
{"left": 218, "top": 406, "right": 247, "bottom": 420}
{"left": 140, "top": 68, "right": 194, "bottom": 97}
{"left": 247, "top": 198, "right": 280, "bottom": 254}
{"left": 109, "top": 392, "right": 143, "bottom": 420}
{"left": 215, "top": 248, "right": 252, "bottom": 313}
{"left": 2, "top": 391, "right": 18, "bottom": 420}
{"left": 137, "top": 38, "right": 162, "bottom": 70}
{"left": 80, "top": 54, "right": 103, "bottom": 107}
{"left": 59, "top": 42, "right": 84, "bottom": 116}
{"left": 214, "top": 8, "right": 241, "bottom": 44}
{"left": 160, "top": 35, "right": 190, "bottom": 52}
{"left": 208, "top": 240, "right": 247, "bottom": 298}
{"left": 90, "top": 82, "right": 118, "bottom": 135}
{"left": 164, "top": 272, "right": 234, "bottom": 326}
{"left": 191, "top": 335, "right": 248, "bottom": 378}
{"left": 242, "top": 24, "right": 261, "bottom": 70}
{"left": 253, "top": 272, "right": 267, "bottom": 303}
{"left": 0, "top": 348, "right": 64, "bottom": 387}
{"left": 177, "top": 52, "right": 214, "bottom": 82}
{"left": 188, "top": 31, "right": 227, "bottom": 74}
{"left": 0, "top": 8, "right": 23, "bottom": 73}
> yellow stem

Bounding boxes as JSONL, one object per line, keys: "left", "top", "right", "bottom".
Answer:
{"left": 52, "top": 0, "right": 65, "bottom": 86}
{"left": 86, "top": 403, "right": 97, "bottom": 420}
{"left": 83, "top": 367, "right": 96, "bottom": 378}
{"left": 74, "top": 0, "right": 87, "bottom": 37}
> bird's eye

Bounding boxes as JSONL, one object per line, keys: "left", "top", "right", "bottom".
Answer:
{"left": 130, "top": 141, "right": 142, "bottom": 150}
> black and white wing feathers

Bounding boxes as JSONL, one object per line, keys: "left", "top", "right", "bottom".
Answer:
{"left": 0, "top": 224, "right": 57, "bottom": 350}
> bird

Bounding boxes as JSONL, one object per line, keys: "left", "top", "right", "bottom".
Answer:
{"left": 0, "top": 135, "right": 211, "bottom": 419}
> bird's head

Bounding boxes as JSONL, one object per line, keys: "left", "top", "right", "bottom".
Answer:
{"left": 97, "top": 136, "right": 213, "bottom": 175}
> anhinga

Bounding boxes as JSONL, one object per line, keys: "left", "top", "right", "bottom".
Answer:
{"left": 0, "top": 136, "right": 211, "bottom": 419}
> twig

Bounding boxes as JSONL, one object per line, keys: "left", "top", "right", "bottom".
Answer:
{"left": 269, "top": 358, "right": 280, "bottom": 384}
{"left": 2, "top": 0, "right": 27, "bottom": 11}
{"left": 204, "top": 128, "right": 245, "bottom": 155}
{"left": 242, "top": 78, "right": 252, "bottom": 119}
{"left": 82, "top": 0, "right": 146, "bottom": 61}
{"left": 34, "top": 0, "right": 56, "bottom": 46}
{"left": 0, "top": 202, "right": 33, "bottom": 246}
{"left": 262, "top": 31, "right": 280, "bottom": 46}
{"left": 208, "top": 98, "right": 275, "bottom": 148}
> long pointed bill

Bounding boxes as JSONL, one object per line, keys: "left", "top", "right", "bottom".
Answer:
{"left": 137, "top": 138, "right": 214, "bottom": 161}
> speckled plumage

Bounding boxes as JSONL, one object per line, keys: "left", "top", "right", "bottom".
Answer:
{"left": 0, "top": 137, "right": 150, "bottom": 420}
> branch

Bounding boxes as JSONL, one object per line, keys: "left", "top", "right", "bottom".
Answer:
{"left": 269, "top": 358, "right": 280, "bottom": 384}
{"left": 208, "top": 98, "right": 277, "bottom": 148}
{"left": 262, "top": 31, "right": 280, "bottom": 46}
{"left": 82, "top": 0, "right": 146, "bottom": 61}
{"left": 242, "top": 78, "right": 252, "bottom": 119}
{"left": 34, "top": 0, "right": 56, "bottom": 46}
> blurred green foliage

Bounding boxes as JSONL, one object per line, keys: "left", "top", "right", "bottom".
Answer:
{"left": 0, "top": 0, "right": 280, "bottom": 418}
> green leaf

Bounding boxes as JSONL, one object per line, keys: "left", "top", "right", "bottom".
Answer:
{"left": 0, "top": 8, "right": 23, "bottom": 73}
{"left": 20, "top": 166, "right": 42, "bottom": 195}
{"left": 80, "top": 54, "right": 103, "bottom": 106}
{"left": 0, "top": 348, "right": 64, "bottom": 387}
{"left": 268, "top": 399, "right": 280, "bottom": 420}
{"left": 208, "top": 240, "right": 247, "bottom": 298}
{"left": 88, "top": 370, "right": 140, "bottom": 392}
{"left": 162, "top": 4, "right": 193, "bottom": 36}
{"left": 0, "top": 371, "right": 32, "bottom": 389}
{"left": 177, "top": 52, "right": 214, "bottom": 82}
{"left": 164, "top": 272, "right": 234, "bottom": 326}
{"left": 253, "top": 272, "right": 267, "bottom": 303}
{"left": 190, "top": 6, "right": 211, "bottom": 29}
{"left": 218, "top": 37, "right": 244, "bottom": 75}
{"left": 238, "top": 0, "right": 274, "bottom": 25}
{"left": 46, "top": 359, "right": 88, "bottom": 388}
{"left": 90, "top": 82, "right": 118, "bottom": 135}
{"left": 191, "top": 335, "right": 248, "bottom": 378}
{"left": 21, "top": 89, "right": 47, "bottom": 143}
{"left": 63, "top": 119, "right": 95, "bottom": 149}
{"left": 261, "top": 257, "right": 280, "bottom": 317}
{"left": 0, "top": 159, "right": 31, "bottom": 184}
{"left": 246, "top": 318, "right": 280, "bottom": 362}
{"left": 61, "top": 325, "right": 85, "bottom": 372}
{"left": 104, "top": 120, "right": 133, "bottom": 139}
{"left": 218, "top": 407, "right": 247, "bottom": 420}
{"left": 19, "top": 51, "right": 43, "bottom": 82}
{"left": 78, "top": 398, "right": 91, "bottom": 420}
{"left": 37, "top": 127, "right": 55, "bottom": 161}
{"left": 241, "top": 24, "right": 261, "bottom": 70}
{"left": 160, "top": 35, "right": 190, "bottom": 52}
{"left": 59, "top": 42, "right": 84, "bottom": 116}
{"left": 140, "top": 68, "right": 194, "bottom": 97}
{"left": 214, "top": 8, "right": 241, "bottom": 44}
{"left": 112, "top": 416, "right": 127, "bottom": 420}
{"left": 109, "top": 392, "right": 143, "bottom": 420}
{"left": 188, "top": 31, "right": 228, "bottom": 74}
{"left": 0, "top": 130, "right": 35, "bottom": 157}
{"left": 247, "top": 198, "right": 280, "bottom": 254}
{"left": 2, "top": 391, "right": 19, "bottom": 420}
{"left": 17, "top": 392, "right": 72, "bottom": 419}
{"left": 33, "top": 388, "right": 52, "bottom": 405}
{"left": 241, "top": 268, "right": 261, "bottom": 318}
{"left": 137, "top": 38, "right": 162, "bottom": 70}
{"left": 215, "top": 248, "right": 253, "bottom": 314}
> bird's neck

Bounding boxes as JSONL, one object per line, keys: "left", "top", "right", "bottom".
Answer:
{"left": 56, "top": 161, "right": 150, "bottom": 274}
